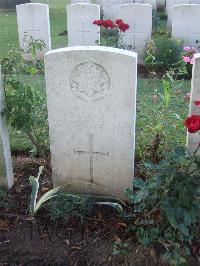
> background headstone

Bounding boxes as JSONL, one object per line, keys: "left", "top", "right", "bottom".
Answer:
{"left": 117, "top": 3, "right": 152, "bottom": 63}
{"left": 16, "top": 3, "right": 51, "bottom": 60}
{"left": 0, "top": 66, "right": 14, "bottom": 189}
{"left": 187, "top": 53, "right": 200, "bottom": 155}
{"left": 135, "top": 0, "right": 157, "bottom": 10}
{"left": 71, "top": 0, "right": 91, "bottom": 3}
{"left": 44, "top": 46, "right": 137, "bottom": 199}
{"left": 96, "top": 0, "right": 124, "bottom": 20}
{"left": 166, "top": 0, "right": 190, "bottom": 31}
{"left": 67, "top": 4, "right": 100, "bottom": 46}
{"left": 172, "top": 4, "right": 200, "bottom": 50}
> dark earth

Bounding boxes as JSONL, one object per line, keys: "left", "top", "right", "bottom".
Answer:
{"left": 0, "top": 156, "right": 199, "bottom": 266}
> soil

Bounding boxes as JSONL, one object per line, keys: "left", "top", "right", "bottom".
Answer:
{"left": 0, "top": 156, "right": 199, "bottom": 266}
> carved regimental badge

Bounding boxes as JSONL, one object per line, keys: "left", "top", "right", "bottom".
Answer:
{"left": 70, "top": 62, "right": 110, "bottom": 102}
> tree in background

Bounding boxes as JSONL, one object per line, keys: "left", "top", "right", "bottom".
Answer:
{"left": 0, "top": 0, "right": 30, "bottom": 9}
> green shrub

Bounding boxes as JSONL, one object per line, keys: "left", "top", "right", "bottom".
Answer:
{"left": 145, "top": 37, "right": 183, "bottom": 72}
{"left": 126, "top": 146, "right": 200, "bottom": 265}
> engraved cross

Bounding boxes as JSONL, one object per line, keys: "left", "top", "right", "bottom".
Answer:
{"left": 77, "top": 22, "right": 90, "bottom": 45}
{"left": 74, "top": 134, "right": 109, "bottom": 183}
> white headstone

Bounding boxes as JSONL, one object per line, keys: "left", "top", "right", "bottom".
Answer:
{"left": 44, "top": 46, "right": 137, "bottom": 199}
{"left": 166, "top": 0, "right": 190, "bottom": 31}
{"left": 16, "top": 3, "right": 51, "bottom": 60}
{"left": 117, "top": 4, "right": 152, "bottom": 63}
{"left": 67, "top": 4, "right": 100, "bottom": 46}
{"left": 96, "top": 0, "right": 124, "bottom": 19}
{"left": 0, "top": 66, "right": 14, "bottom": 189}
{"left": 135, "top": 0, "right": 157, "bottom": 10}
{"left": 71, "top": 0, "right": 91, "bottom": 3}
{"left": 172, "top": 4, "right": 200, "bottom": 50}
{"left": 187, "top": 53, "right": 200, "bottom": 155}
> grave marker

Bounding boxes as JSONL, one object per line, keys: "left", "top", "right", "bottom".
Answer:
{"left": 117, "top": 3, "right": 152, "bottom": 63}
{"left": 187, "top": 53, "right": 200, "bottom": 155}
{"left": 44, "top": 46, "right": 137, "bottom": 198}
{"left": 0, "top": 66, "right": 14, "bottom": 189}
{"left": 16, "top": 3, "right": 51, "bottom": 60}
{"left": 67, "top": 4, "right": 100, "bottom": 46}
{"left": 172, "top": 4, "right": 200, "bottom": 50}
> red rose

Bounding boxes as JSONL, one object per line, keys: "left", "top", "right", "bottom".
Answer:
{"left": 194, "top": 100, "right": 200, "bottom": 106}
{"left": 184, "top": 115, "right": 200, "bottom": 133}
{"left": 117, "top": 22, "right": 129, "bottom": 32}
{"left": 115, "top": 19, "right": 124, "bottom": 25}
{"left": 103, "top": 20, "right": 115, "bottom": 29}
{"left": 93, "top": 20, "right": 103, "bottom": 26}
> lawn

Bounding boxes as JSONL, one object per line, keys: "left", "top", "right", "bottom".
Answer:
{"left": 0, "top": 0, "right": 191, "bottom": 157}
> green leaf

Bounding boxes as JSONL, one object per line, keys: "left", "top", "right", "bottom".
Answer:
{"left": 96, "top": 202, "right": 123, "bottom": 214}
{"left": 133, "top": 178, "right": 146, "bottom": 188}
{"left": 179, "top": 224, "right": 189, "bottom": 236}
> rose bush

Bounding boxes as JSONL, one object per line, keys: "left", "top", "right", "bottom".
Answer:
{"left": 93, "top": 18, "right": 129, "bottom": 47}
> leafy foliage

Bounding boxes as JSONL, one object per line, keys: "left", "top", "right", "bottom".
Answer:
{"left": 145, "top": 37, "right": 183, "bottom": 72}
{"left": 1, "top": 36, "right": 48, "bottom": 156}
{"left": 29, "top": 166, "right": 60, "bottom": 215}
{"left": 126, "top": 146, "right": 200, "bottom": 265}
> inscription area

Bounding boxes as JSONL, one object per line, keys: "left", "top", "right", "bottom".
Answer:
{"left": 70, "top": 62, "right": 110, "bottom": 102}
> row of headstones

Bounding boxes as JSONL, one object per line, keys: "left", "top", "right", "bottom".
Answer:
{"left": 16, "top": 2, "right": 200, "bottom": 63}
{"left": 16, "top": 2, "right": 152, "bottom": 62}
{"left": 0, "top": 48, "right": 199, "bottom": 197}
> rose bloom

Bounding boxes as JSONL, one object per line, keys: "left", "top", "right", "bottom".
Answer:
{"left": 185, "top": 115, "right": 200, "bottom": 133}
{"left": 194, "top": 100, "right": 200, "bottom": 106}
{"left": 184, "top": 46, "right": 191, "bottom": 51}
{"left": 183, "top": 56, "right": 191, "bottom": 63}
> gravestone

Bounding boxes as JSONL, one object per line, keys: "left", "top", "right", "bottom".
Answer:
{"left": 0, "top": 66, "right": 14, "bottom": 189}
{"left": 166, "top": 0, "right": 190, "bottom": 31}
{"left": 71, "top": 0, "right": 91, "bottom": 3}
{"left": 187, "top": 53, "right": 200, "bottom": 155}
{"left": 16, "top": 3, "right": 51, "bottom": 60}
{"left": 96, "top": 0, "right": 124, "bottom": 20}
{"left": 44, "top": 46, "right": 137, "bottom": 198}
{"left": 117, "top": 3, "right": 152, "bottom": 63}
{"left": 172, "top": 4, "right": 200, "bottom": 50}
{"left": 135, "top": 0, "right": 157, "bottom": 10}
{"left": 67, "top": 4, "right": 100, "bottom": 46}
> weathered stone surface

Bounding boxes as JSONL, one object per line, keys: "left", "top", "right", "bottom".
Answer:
{"left": 172, "top": 4, "right": 200, "bottom": 50}
{"left": 44, "top": 46, "right": 137, "bottom": 198}
{"left": 0, "top": 66, "right": 14, "bottom": 189}
{"left": 187, "top": 53, "right": 200, "bottom": 155}
{"left": 67, "top": 4, "right": 100, "bottom": 46}
{"left": 16, "top": 3, "right": 51, "bottom": 60}
{"left": 117, "top": 3, "right": 152, "bottom": 63}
